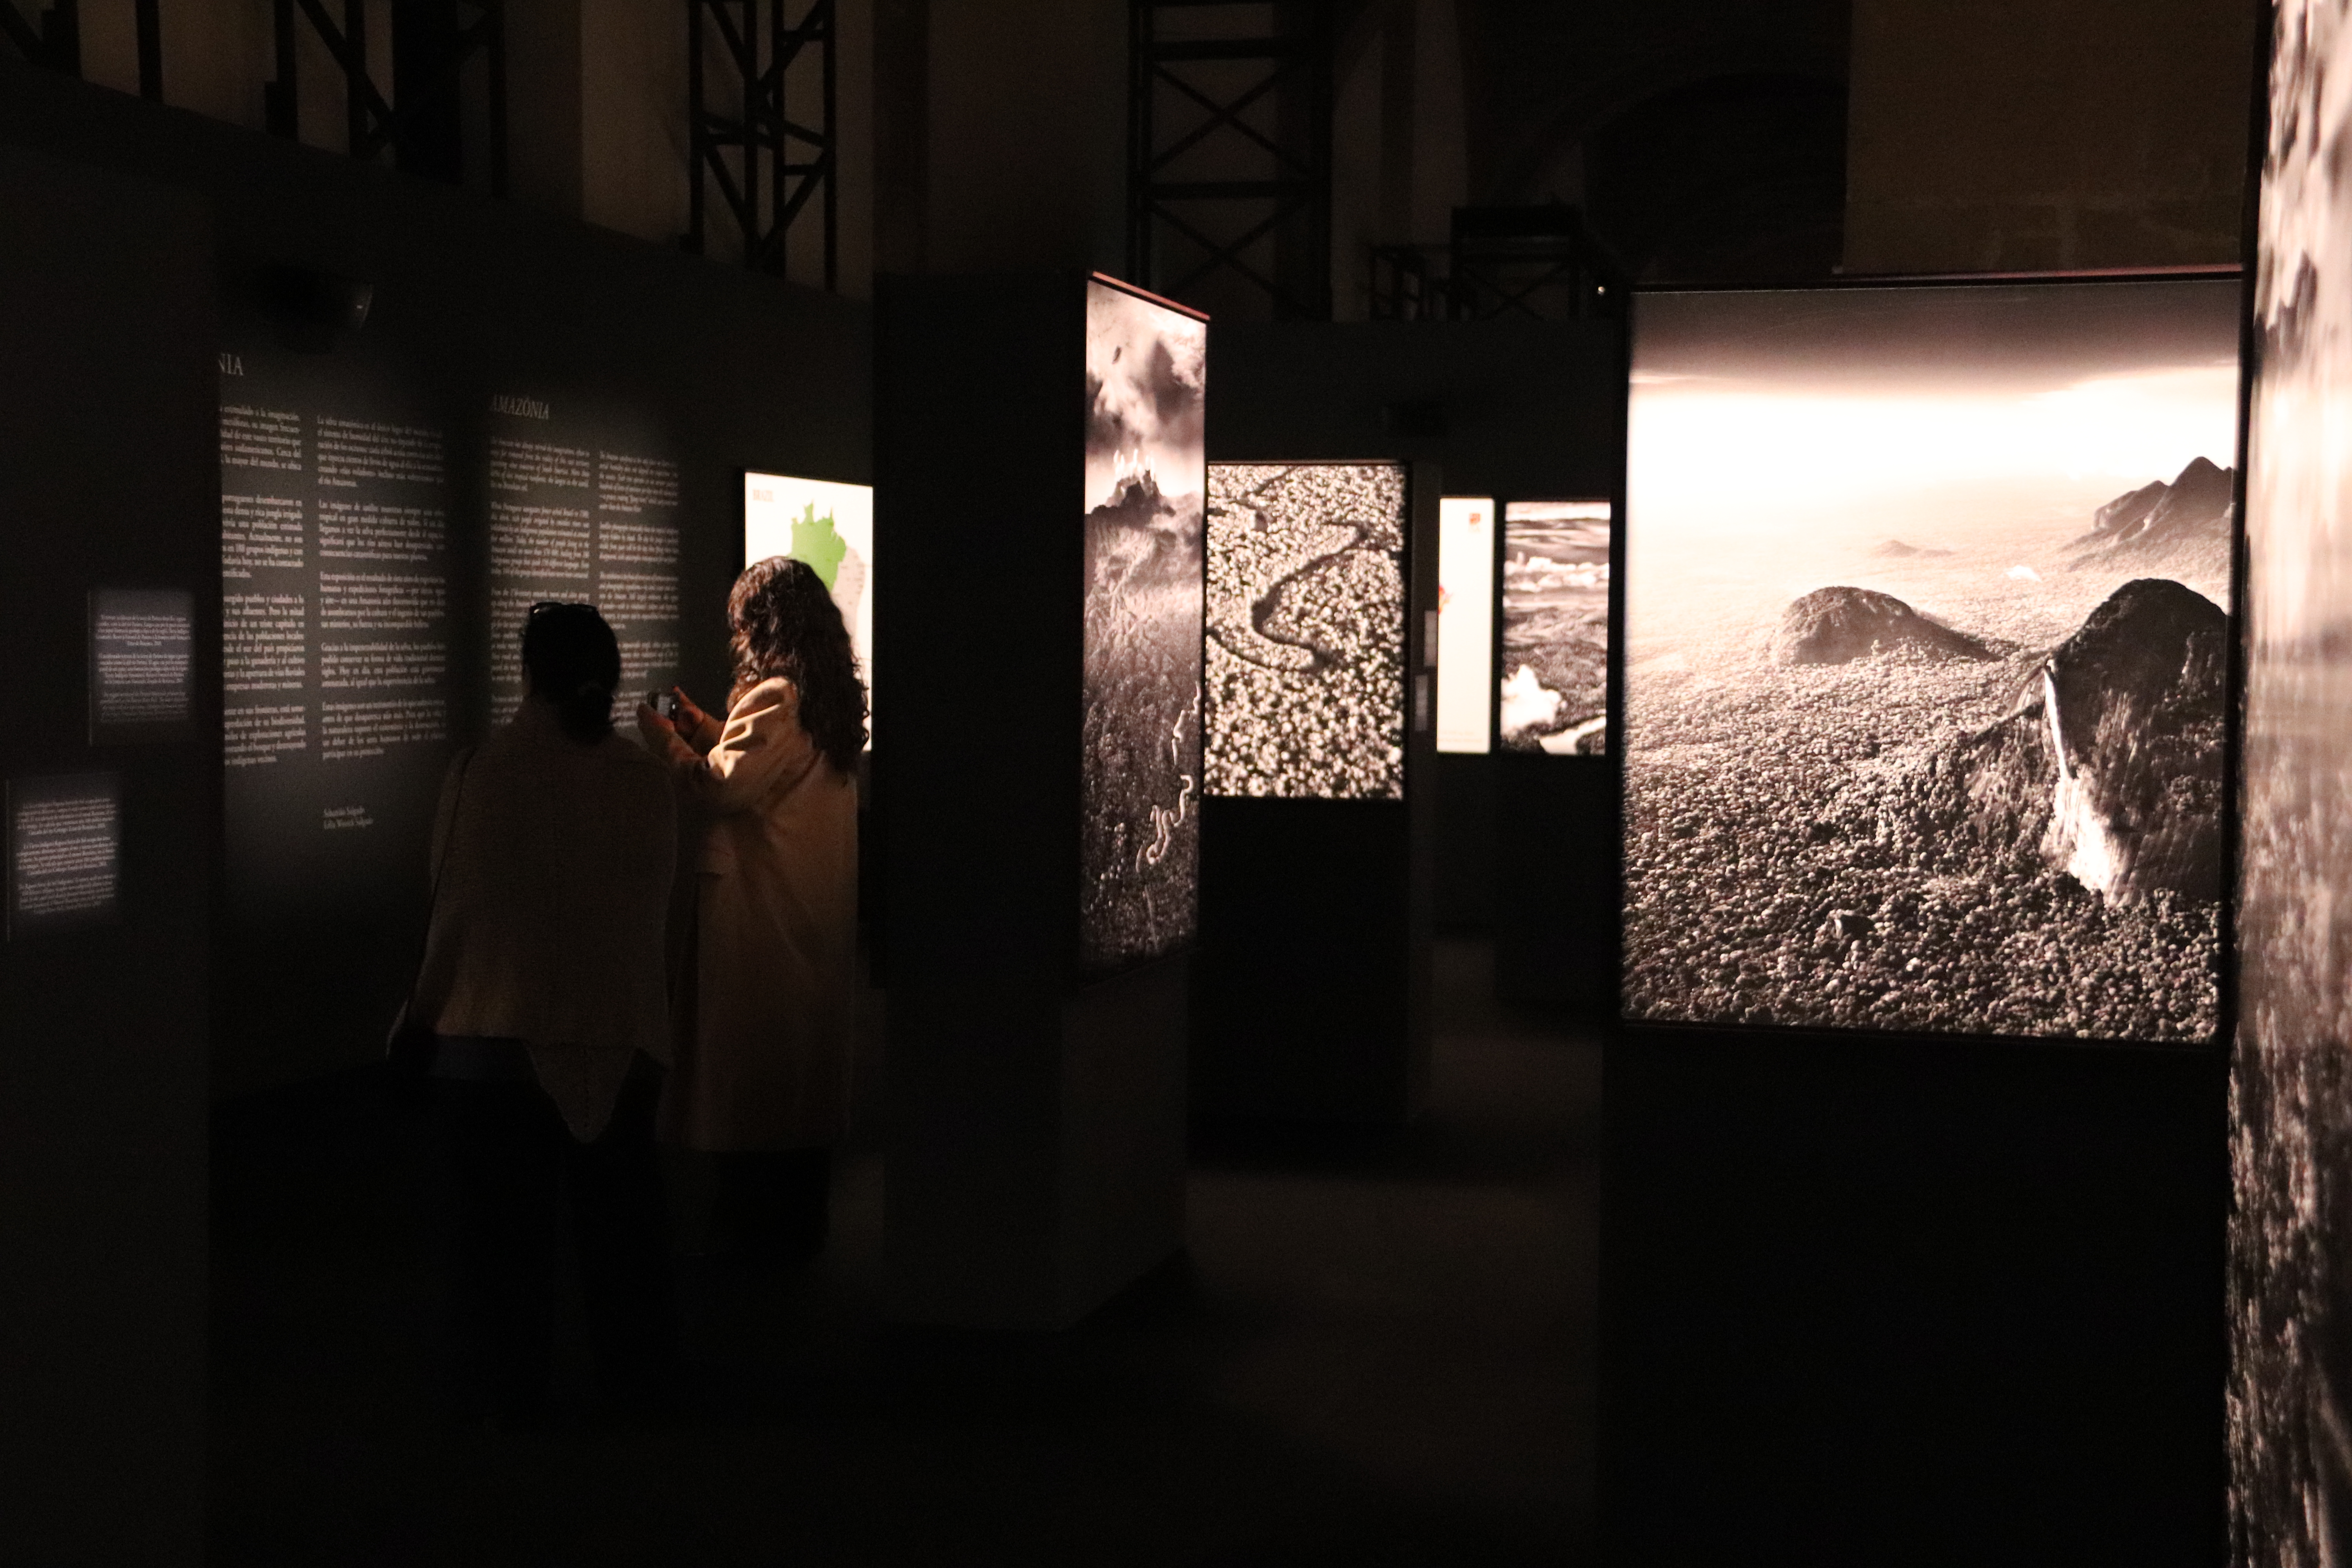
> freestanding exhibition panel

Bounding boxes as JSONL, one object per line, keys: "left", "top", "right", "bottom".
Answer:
{"left": 1605, "top": 270, "right": 2242, "bottom": 1562}
{"left": 1493, "top": 499, "right": 1620, "bottom": 1009}
{"left": 878, "top": 272, "right": 1203, "bottom": 1329}
{"left": 1191, "top": 461, "right": 1439, "bottom": 1124}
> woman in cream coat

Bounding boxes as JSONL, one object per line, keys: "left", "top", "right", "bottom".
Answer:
{"left": 640, "top": 556, "right": 864, "bottom": 1263}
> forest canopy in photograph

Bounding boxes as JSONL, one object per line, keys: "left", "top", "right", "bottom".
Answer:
{"left": 1204, "top": 462, "right": 1406, "bottom": 800}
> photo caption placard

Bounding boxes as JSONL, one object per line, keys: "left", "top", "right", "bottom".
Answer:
{"left": 8, "top": 772, "right": 121, "bottom": 940}
{"left": 88, "top": 587, "right": 194, "bottom": 741}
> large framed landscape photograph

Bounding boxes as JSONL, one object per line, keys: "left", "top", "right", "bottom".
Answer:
{"left": 1080, "top": 276, "right": 1207, "bottom": 974}
{"left": 1622, "top": 278, "right": 2240, "bottom": 1041}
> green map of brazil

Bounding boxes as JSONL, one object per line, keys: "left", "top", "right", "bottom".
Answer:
{"left": 791, "top": 503, "right": 848, "bottom": 590}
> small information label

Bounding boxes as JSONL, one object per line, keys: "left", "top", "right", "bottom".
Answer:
{"left": 8, "top": 773, "right": 121, "bottom": 940}
{"left": 89, "top": 587, "right": 194, "bottom": 740}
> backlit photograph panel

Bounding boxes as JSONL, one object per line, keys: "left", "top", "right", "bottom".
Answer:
{"left": 1205, "top": 461, "right": 1406, "bottom": 799}
{"left": 1499, "top": 501, "right": 1611, "bottom": 755}
{"left": 746, "top": 472, "right": 873, "bottom": 749}
{"left": 1622, "top": 279, "right": 2239, "bottom": 1040}
{"left": 1436, "top": 496, "right": 1495, "bottom": 754}
{"left": 2231, "top": 5, "right": 2352, "bottom": 1561}
{"left": 1080, "top": 278, "right": 1206, "bottom": 973}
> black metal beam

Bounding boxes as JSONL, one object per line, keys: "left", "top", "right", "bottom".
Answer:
{"left": 134, "top": 0, "right": 160, "bottom": 99}
{"left": 687, "top": 0, "right": 837, "bottom": 290}
{"left": 268, "top": 0, "right": 505, "bottom": 195}
{"left": 1127, "top": 0, "right": 1331, "bottom": 320}
{"left": 1, "top": 0, "right": 78, "bottom": 74}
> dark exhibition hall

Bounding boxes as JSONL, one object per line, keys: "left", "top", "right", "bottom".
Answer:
{"left": 0, "top": 0, "right": 2325, "bottom": 1563}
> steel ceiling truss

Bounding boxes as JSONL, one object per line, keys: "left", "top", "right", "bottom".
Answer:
{"left": 1367, "top": 210, "right": 1627, "bottom": 323}
{"left": 1, "top": 0, "right": 77, "bottom": 75}
{"left": 1127, "top": 0, "right": 1332, "bottom": 319}
{"left": 1446, "top": 207, "right": 1624, "bottom": 321}
{"left": 265, "top": 0, "right": 507, "bottom": 194}
{"left": 3, "top": 0, "right": 163, "bottom": 100}
{"left": 687, "top": 0, "right": 836, "bottom": 289}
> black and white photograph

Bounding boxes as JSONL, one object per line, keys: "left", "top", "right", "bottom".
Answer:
{"left": 1498, "top": 501, "right": 1611, "bottom": 755}
{"left": 1080, "top": 278, "right": 1207, "bottom": 973}
{"left": 2231, "top": 4, "right": 2352, "bottom": 1561}
{"left": 1205, "top": 461, "right": 1406, "bottom": 799}
{"left": 1622, "top": 279, "right": 2239, "bottom": 1040}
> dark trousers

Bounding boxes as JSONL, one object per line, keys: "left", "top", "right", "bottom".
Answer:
{"left": 711, "top": 1147, "right": 833, "bottom": 1265}
{"left": 437, "top": 1056, "right": 675, "bottom": 1421}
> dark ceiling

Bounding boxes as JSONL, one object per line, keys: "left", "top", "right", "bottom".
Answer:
{"left": 1451, "top": 0, "right": 1852, "bottom": 280}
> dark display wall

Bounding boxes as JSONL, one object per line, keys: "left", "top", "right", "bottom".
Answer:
{"left": 1623, "top": 280, "right": 2241, "bottom": 1043}
{"left": 2232, "top": 6, "right": 2348, "bottom": 1561}
{"left": 1608, "top": 1036, "right": 2225, "bottom": 1564}
{"left": 1205, "top": 461, "right": 1408, "bottom": 800}
{"left": 0, "top": 137, "right": 214, "bottom": 1568}
{"left": 0, "top": 58, "right": 870, "bottom": 1098}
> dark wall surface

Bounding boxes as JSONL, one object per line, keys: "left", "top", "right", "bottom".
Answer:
{"left": 1605, "top": 1027, "right": 2225, "bottom": 1564}
{"left": 0, "top": 57, "right": 872, "bottom": 1099}
{"left": 0, "top": 139, "right": 216, "bottom": 1568}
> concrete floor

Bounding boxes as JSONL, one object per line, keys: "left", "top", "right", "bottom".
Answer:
{"left": 208, "top": 939, "right": 1599, "bottom": 1565}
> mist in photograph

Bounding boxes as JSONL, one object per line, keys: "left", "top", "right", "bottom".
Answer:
{"left": 2230, "top": 4, "right": 2352, "bottom": 1561}
{"left": 1499, "top": 501, "right": 1610, "bottom": 755}
{"left": 1622, "top": 279, "right": 2239, "bottom": 1041}
{"left": 1205, "top": 462, "right": 1406, "bottom": 799}
{"left": 1080, "top": 279, "right": 1206, "bottom": 972}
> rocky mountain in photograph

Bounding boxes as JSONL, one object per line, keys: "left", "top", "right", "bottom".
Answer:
{"left": 2071, "top": 457, "right": 2234, "bottom": 565}
{"left": 1917, "top": 577, "right": 2226, "bottom": 906}
{"left": 1089, "top": 470, "right": 1202, "bottom": 594}
{"left": 1871, "top": 539, "right": 1954, "bottom": 558}
{"left": 1771, "top": 586, "right": 1995, "bottom": 664}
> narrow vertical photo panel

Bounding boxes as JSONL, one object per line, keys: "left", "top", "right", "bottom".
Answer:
{"left": 744, "top": 472, "right": 874, "bottom": 748}
{"left": 1622, "top": 279, "right": 2240, "bottom": 1040}
{"left": 1204, "top": 461, "right": 1407, "bottom": 799}
{"left": 2232, "top": 6, "right": 2352, "bottom": 1561}
{"left": 1436, "top": 497, "right": 1496, "bottom": 755}
{"left": 1498, "top": 501, "right": 1612, "bottom": 756}
{"left": 1080, "top": 278, "right": 1207, "bottom": 974}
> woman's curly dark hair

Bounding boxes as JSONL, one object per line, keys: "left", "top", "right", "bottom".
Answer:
{"left": 729, "top": 555, "right": 868, "bottom": 773}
